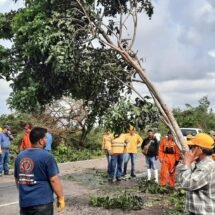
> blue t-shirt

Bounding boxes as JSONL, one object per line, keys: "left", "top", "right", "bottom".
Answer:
{"left": 14, "top": 148, "right": 59, "bottom": 208}
{"left": 45, "top": 132, "right": 53, "bottom": 151}
{"left": 0, "top": 132, "right": 10, "bottom": 149}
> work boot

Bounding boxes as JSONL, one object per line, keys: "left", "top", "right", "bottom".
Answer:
{"left": 147, "top": 169, "right": 151, "bottom": 181}
{"left": 116, "top": 177, "right": 122, "bottom": 181}
{"left": 123, "top": 167, "right": 127, "bottom": 177}
{"left": 122, "top": 172, "right": 127, "bottom": 177}
{"left": 154, "top": 169, "right": 159, "bottom": 183}
{"left": 131, "top": 173, "right": 136, "bottom": 177}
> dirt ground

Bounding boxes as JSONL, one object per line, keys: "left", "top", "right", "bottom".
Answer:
{"left": 0, "top": 154, "right": 181, "bottom": 215}
{"left": 58, "top": 154, "right": 167, "bottom": 215}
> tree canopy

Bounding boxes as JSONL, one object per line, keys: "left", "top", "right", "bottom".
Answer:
{"left": 0, "top": 0, "right": 156, "bottom": 134}
{"left": 173, "top": 96, "right": 215, "bottom": 132}
{"left": 0, "top": 0, "right": 188, "bottom": 150}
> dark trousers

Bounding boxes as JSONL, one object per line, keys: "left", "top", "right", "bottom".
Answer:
{"left": 20, "top": 202, "right": 53, "bottom": 215}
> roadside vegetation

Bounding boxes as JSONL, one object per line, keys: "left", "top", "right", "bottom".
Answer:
{"left": 0, "top": 96, "right": 215, "bottom": 165}
{"left": 89, "top": 191, "right": 144, "bottom": 211}
{"left": 63, "top": 169, "right": 186, "bottom": 214}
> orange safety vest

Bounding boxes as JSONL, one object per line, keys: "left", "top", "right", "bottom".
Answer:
{"left": 20, "top": 132, "right": 31, "bottom": 150}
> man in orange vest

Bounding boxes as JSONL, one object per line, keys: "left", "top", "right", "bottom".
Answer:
{"left": 20, "top": 123, "right": 32, "bottom": 151}
{"left": 159, "top": 131, "right": 180, "bottom": 188}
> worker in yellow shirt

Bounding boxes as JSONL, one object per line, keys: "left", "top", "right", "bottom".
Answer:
{"left": 109, "top": 133, "right": 129, "bottom": 182}
{"left": 123, "top": 125, "right": 143, "bottom": 177}
{"left": 102, "top": 130, "right": 114, "bottom": 174}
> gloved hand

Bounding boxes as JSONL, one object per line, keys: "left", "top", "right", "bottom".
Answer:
{"left": 57, "top": 196, "right": 65, "bottom": 212}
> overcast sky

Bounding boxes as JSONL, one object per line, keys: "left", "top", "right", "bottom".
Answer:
{"left": 0, "top": 0, "right": 215, "bottom": 114}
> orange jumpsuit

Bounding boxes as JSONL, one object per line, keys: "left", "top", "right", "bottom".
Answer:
{"left": 20, "top": 132, "right": 31, "bottom": 150}
{"left": 158, "top": 137, "right": 180, "bottom": 187}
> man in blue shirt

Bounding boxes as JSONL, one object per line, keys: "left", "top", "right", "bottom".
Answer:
{"left": 0, "top": 125, "right": 12, "bottom": 176}
{"left": 14, "top": 127, "right": 65, "bottom": 215}
{"left": 45, "top": 130, "right": 53, "bottom": 152}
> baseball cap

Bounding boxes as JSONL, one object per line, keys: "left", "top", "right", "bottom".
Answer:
{"left": 186, "top": 133, "right": 214, "bottom": 149}
{"left": 129, "top": 125, "right": 135, "bottom": 131}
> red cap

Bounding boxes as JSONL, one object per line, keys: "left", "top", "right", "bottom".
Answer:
{"left": 24, "top": 124, "right": 31, "bottom": 129}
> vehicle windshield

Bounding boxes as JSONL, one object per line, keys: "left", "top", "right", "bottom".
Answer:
{"left": 181, "top": 129, "right": 197, "bottom": 136}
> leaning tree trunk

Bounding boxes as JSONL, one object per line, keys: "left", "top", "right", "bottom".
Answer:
{"left": 120, "top": 51, "right": 188, "bottom": 152}
{"left": 96, "top": 29, "right": 188, "bottom": 153}
{"left": 75, "top": 0, "right": 188, "bottom": 153}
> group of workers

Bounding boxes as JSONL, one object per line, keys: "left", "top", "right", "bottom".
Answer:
{"left": 103, "top": 126, "right": 215, "bottom": 214}
{"left": 0, "top": 123, "right": 53, "bottom": 177}
{"left": 0, "top": 124, "right": 63, "bottom": 215}
{"left": 102, "top": 126, "right": 180, "bottom": 187}
{"left": 1, "top": 122, "right": 215, "bottom": 215}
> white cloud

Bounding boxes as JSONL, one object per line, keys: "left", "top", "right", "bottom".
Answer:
{"left": 0, "top": 80, "right": 12, "bottom": 114}
{"left": 0, "top": 0, "right": 23, "bottom": 114}
{"left": 130, "top": 0, "right": 215, "bottom": 109}
{"left": 0, "top": 0, "right": 23, "bottom": 13}
{"left": 0, "top": 0, "right": 7, "bottom": 5}
{"left": 134, "top": 77, "right": 215, "bottom": 110}
{"left": 208, "top": 50, "right": 215, "bottom": 58}
{"left": 1, "top": 0, "right": 215, "bottom": 114}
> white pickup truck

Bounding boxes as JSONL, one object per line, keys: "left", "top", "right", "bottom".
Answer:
{"left": 180, "top": 128, "right": 203, "bottom": 140}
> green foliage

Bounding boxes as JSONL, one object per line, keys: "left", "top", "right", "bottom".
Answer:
{"left": 139, "top": 177, "right": 170, "bottom": 194}
{"left": 0, "top": 113, "right": 104, "bottom": 163}
{"left": 0, "top": 11, "right": 16, "bottom": 39}
{"left": 89, "top": 191, "right": 144, "bottom": 210}
{"left": 53, "top": 128, "right": 103, "bottom": 162}
{"left": 0, "top": 45, "right": 11, "bottom": 80}
{"left": 53, "top": 145, "right": 102, "bottom": 163}
{"left": 97, "top": 0, "right": 153, "bottom": 18}
{"left": 167, "top": 189, "right": 186, "bottom": 214}
{"left": 138, "top": 178, "right": 186, "bottom": 214}
{"left": 173, "top": 96, "right": 215, "bottom": 131}
{"left": 101, "top": 97, "right": 159, "bottom": 135}
{"left": 0, "top": 0, "right": 155, "bottom": 134}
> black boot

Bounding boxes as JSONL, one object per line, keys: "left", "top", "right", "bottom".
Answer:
{"left": 123, "top": 170, "right": 127, "bottom": 176}
{"left": 131, "top": 172, "right": 136, "bottom": 177}
{"left": 116, "top": 177, "right": 122, "bottom": 181}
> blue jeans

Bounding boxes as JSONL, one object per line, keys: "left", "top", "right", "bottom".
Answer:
{"left": 123, "top": 153, "right": 137, "bottom": 175}
{"left": 20, "top": 202, "right": 53, "bottom": 215}
{"left": 104, "top": 149, "right": 111, "bottom": 174}
{"left": 0, "top": 149, "right": 9, "bottom": 174}
{"left": 110, "top": 154, "right": 124, "bottom": 178}
{"left": 145, "top": 156, "right": 157, "bottom": 170}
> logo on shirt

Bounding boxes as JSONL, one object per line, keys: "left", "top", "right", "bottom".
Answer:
{"left": 19, "top": 158, "right": 34, "bottom": 174}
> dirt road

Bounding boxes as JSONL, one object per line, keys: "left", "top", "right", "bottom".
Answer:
{"left": 0, "top": 154, "right": 164, "bottom": 215}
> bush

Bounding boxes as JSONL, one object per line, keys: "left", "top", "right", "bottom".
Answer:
{"left": 138, "top": 178, "right": 186, "bottom": 214}
{"left": 89, "top": 191, "right": 144, "bottom": 210}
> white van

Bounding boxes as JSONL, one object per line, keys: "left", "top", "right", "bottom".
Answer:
{"left": 180, "top": 128, "right": 203, "bottom": 138}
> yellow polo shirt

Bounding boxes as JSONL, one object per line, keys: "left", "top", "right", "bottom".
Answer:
{"left": 102, "top": 133, "right": 114, "bottom": 151}
{"left": 124, "top": 133, "right": 143, "bottom": 153}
